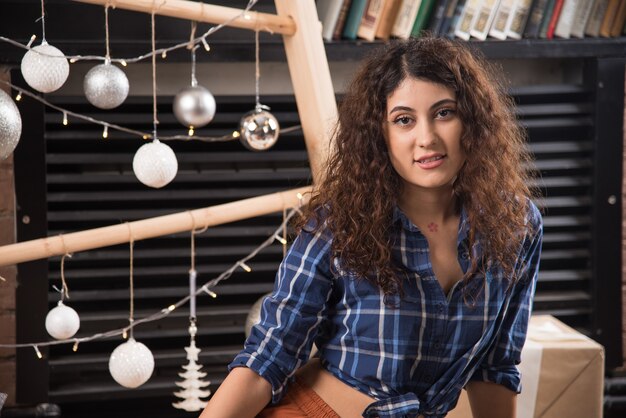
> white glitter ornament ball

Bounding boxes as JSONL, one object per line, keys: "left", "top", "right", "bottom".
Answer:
{"left": 132, "top": 139, "right": 178, "bottom": 188}
{"left": 20, "top": 42, "right": 70, "bottom": 93}
{"left": 45, "top": 301, "right": 80, "bottom": 340}
{"left": 173, "top": 85, "right": 216, "bottom": 128}
{"left": 84, "top": 63, "right": 129, "bottom": 109}
{"left": 0, "top": 89, "right": 22, "bottom": 160}
{"left": 109, "top": 338, "right": 155, "bottom": 388}
{"left": 239, "top": 108, "right": 280, "bottom": 151}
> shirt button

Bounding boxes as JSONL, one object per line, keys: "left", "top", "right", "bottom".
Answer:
{"left": 434, "top": 342, "right": 442, "bottom": 349}
{"left": 461, "top": 251, "right": 470, "bottom": 260}
{"left": 424, "top": 374, "right": 433, "bottom": 382}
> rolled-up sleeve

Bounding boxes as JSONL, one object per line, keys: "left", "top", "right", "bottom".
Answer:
{"left": 228, "top": 222, "right": 334, "bottom": 403}
{"left": 469, "top": 202, "right": 543, "bottom": 393}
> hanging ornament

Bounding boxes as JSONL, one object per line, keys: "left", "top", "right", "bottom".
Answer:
{"left": 239, "top": 105, "right": 280, "bottom": 151}
{"left": 172, "top": 321, "right": 211, "bottom": 412}
{"left": 84, "top": 61, "right": 129, "bottom": 109}
{"left": 20, "top": 42, "right": 69, "bottom": 93}
{"left": 45, "top": 300, "right": 80, "bottom": 340}
{"left": 0, "top": 89, "right": 22, "bottom": 160}
{"left": 108, "top": 338, "right": 155, "bottom": 388}
{"left": 173, "top": 85, "right": 216, "bottom": 130}
{"left": 132, "top": 139, "right": 178, "bottom": 188}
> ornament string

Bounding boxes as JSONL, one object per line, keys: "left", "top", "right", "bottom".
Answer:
{"left": 255, "top": 29, "right": 260, "bottom": 109}
{"left": 39, "top": 0, "right": 46, "bottom": 44}
{"left": 189, "top": 22, "right": 198, "bottom": 88}
{"left": 1, "top": 79, "right": 301, "bottom": 142}
{"left": 127, "top": 223, "right": 135, "bottom": 339}
{"left": 151, "top": 9, "right": 159, "bottom": 139}
{"left": 282, "top": 206, "right": 287, "bottom": 258}
{"left": 104, "top": 3, "right": 111, "bottom": 62}
{"left": 58, "top": 234, "right": 72, "bottom": 301}
{"left": 0, "top": 205, "right": 300, "bottom": 350}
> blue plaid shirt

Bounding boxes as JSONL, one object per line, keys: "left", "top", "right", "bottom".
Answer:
{"left": 230, "top": 201, "right": 543, "bottom": 418}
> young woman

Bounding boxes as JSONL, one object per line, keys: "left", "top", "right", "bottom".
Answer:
{"left": 200, "top": 36, "right": 543, "bottom": 418}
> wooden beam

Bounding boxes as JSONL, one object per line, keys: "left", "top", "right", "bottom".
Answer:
{"left": 275, "top": 0, "right": 337, "bottom": 183}
{"left": 0, "top": 187, "right": 310, "bottom": 267}
{"left": 71, "top": 0, "right": 296, "bottom": 35}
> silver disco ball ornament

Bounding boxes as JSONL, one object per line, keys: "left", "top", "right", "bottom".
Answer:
{"left": 132, "top": 139, "right": 178, "bottom": 188}
{"left": 84, "top": 62, "right": 129, "bottom": 109}
{"left": 173, "top": 85, "right": 216, "bottom": 129}
{"left": 239, "top": 106, "right": 280, "bottom": 151}
{"left": 20, "top": 42, "right": 69, "bottom": 93}
{"left": 108, "top": 338, "right": 155, "bottom": 388}
{"left": 0, "top": 89, "right": 22, "bottom": 160}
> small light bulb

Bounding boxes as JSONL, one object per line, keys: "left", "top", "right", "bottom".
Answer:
{"left": 188, "top": 126, "right": 194, "bottom": 136}
{"left": 120, "top": 59, "right": 128, "bottom": 67}
{"left": 122, "top": 329, "right": 128, "bottom": 339}
{"left": 244, "top": 13, "right": 252, "bottom": 20}
{"left": 142, "top": 134, "right": 150, "bottom": 140}
{"left": 202, "top": 286, "right": 217, "bottom": 298}
{"left": 275, "top": 235, "right": 287, "bottom": 245}
{"left": 296, "top": 193, "right": 303, "bottom": 200}
{"left": 72, "top": 340, "right": 79, "bottom": 352}
{"left": 34, "top": 345, "right": 43, "bottom": 359}
{"left": 239, "top": 261, "right": 252, "bottom": 273}
{"left": 69, "top": 58, "right": 77, "bottom": 64}
{"left": 232, "top": 131, "right": 240, "bottom": 138}
{"left": 201, "top": 37, "right": 210, "bottom": 52}
{"left": 26, "top": 34, "right": 36, "bottom": 48}
{"left": 62, "top": 112, "right": 68, "bottom": 126}
{"left": 102, "top": 126, "right": 108, "bottom": 139}
{"left": 168, "top": 304, "right": 176, "bottom": 312}
{"left": 15, "top": 91, "right": 22, "bottom": 101}
{"left": 161, "top": 50, "right": 167, "bottom": 59}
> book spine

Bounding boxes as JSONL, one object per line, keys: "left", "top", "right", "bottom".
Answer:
{"left": 375, "top": 0, "right": 403, "bottom": 39}
{"left": 454, "top": 0, "right": 485, "bottom": 39}
{"left": 358, "top": 0, "right": 386, "bottom": 41}
{"left": 599, "top": 0, "right": 619, "bottom": 36}
{"left": 585, "top": 0, "right": 609, "bottom": 35}
{"left": 428, "top": 0, "right": 453, "bottom": 33}
{"left": 440, "top": 0, "right": 462, "bottom": 35}
{"left": 609, "top": 0, "right": 626, "bottom": 36}
{"left": 554, "top": 0, "right": 580, "bottom": 38}
{"left": 490, "top": 0, "right": 519, "bottom": 39}
{"left": 570, "top": 0, "right": 597, "bottom": 37}
{"left": 411, "top": 0, "right": 439, "bottom": 36}
{"left": 391, "top": 0, "right": 423, "bottom": 38}
{"left": 333, "top": 0, "right": 354, "bottom": 40}
{"left": 546, "top": 0, "right": 565, "bottom": 38}
{"left": 318, "top": 0, "right": 346, "bottom": 41}
{"left": 506, "top": 0, "right": 535, "bottom": 38}
{"left": 342, "top": 0, "right": 369, "bottom": 39}
{"left": 523, "top": 0, "right": 550, "bottom": 37}
{"left": 471, "top": 0, "right": 503, "bottom": 39}
{"left": 538, "top": 0, "right": 557, "bottom": 37}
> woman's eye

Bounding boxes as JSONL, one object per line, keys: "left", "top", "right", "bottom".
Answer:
{"left": 436, "top": 108, "right": 455, "bottom": 119}
{"left": 394, "top": 116, "right": 413, "bottom": 126}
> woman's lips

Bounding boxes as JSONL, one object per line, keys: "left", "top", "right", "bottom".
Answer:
{"left": 415, "top": 154, "right": 446, "bottom": 169}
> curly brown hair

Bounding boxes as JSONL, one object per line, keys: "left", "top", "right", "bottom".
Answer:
{"left": 299, "top": 36, "right": 538, "bottom": 298}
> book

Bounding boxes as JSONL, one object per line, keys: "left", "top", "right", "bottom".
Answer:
{"left": 342, "top": 0, "right": 369, "bottom": 39}
{"left": 333, "top": 0, "right": 354, "bottom": 40}
{"left": 523, "top": 0, "right": 550, "bottom": 37}
{"left": 538, "top": 0, "right": 557, "bottom": 37}
{"left": 506, "top": 0, "right": 536, "bottom": 38}
{"left": 570, "top": 0, "right": 597, "bottom": 37}
{"left": 440, "top": 0, "right": 462, "bottom": 35}
{"left": 584, "top": 0, "right": 609, "bottom": 35}
{"left": 454, "top": 0, "right": 484, "bottom": 39}
{"left": 317, "top": 0, "right": 346, "bottom": 41}
{"left": 545, "top": 0, "right": 565, "bottom": 38}
{"left": 470, "top": 0, "right": 503, "bottom": 39}
{"left": 391, "top": 0, "right": 424, "bottom": 38}
{"left": 599, "top": 0, "right": 620, "bottom": 36}
{"left": 554, "top": 0, "right": 580, "bottom": 38}
{"left": 489, "top": 0, "right": 518, "bottom": 39}
{"left": 357, "top": 0, "right": 387, "bottom": 40}
{"left": 428, "top": 0, "right": 453, "bottom": 34}
{"left": 411, "top": 0, "right": 439, "bottom": 35}
{"left": 609, "top": 0, "right": 626, "bottom": 36}
{"left": 375, "top": 0, "right": 403, "bottom": 39}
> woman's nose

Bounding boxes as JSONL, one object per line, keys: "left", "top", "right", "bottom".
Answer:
{"left": 415, "top": 121, "right": 437, "bottom": 148}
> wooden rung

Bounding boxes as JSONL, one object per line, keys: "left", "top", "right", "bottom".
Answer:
{"left": 71, "top": 0, "right": 296, "bottom": 35}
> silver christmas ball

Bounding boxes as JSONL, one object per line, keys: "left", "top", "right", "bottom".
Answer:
{"left": 239, "top": 108, "right": 280, "bottom": 151}
{"left": 109, "top": 338, "right": 155, "bottom": 388}
{"left": 84, "top": 63, "right": 129, "bottom": 109}
{"left": 0, "top": 89, "right": 22, "bottom": 160}
{"left": 20, "top": 42, "right": 69, "bottom": 93}
{"left": 45, "top": 301, "right": 80, "bottom": 340}
{"left": 173, "top": 85, "right": 216, "bottom": 128}
{"left": 132, "top": 139, "right": 178, "bottom": 188}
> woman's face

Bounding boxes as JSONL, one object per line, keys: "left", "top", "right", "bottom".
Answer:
{"left": 384, "top": 77, "right": 465, "bottom": 194}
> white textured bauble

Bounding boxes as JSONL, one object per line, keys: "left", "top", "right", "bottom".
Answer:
{"left": 108, "top": 338, "right": 155, "bottom": 388}
{"left": 173, "top": 85, "right": 216, "bottom": 128}
{"left": 84, "top": 63, "right": 129, "bottom": 109}
{"left": 132, "top": 139, "right": 178, "bottom": 188}
{"left": 20, "top": 42, "right": 69, "bottom": 93}
{"left": 239, "top": 108, "right": 280, "bottom": 151}
{"left": 0, "top": 89, "right": 22, "bottom": 160}
{"left": 45, "top": 301, "right": 80, "bottom": 340}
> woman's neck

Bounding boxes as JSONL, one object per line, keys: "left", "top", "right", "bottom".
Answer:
{"left": 398, "top": 186, "right": 459, "bottom": 231}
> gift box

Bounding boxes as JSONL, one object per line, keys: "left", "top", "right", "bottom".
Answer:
{"left": 448, "top": 315, "right": 605, "bottom": 418}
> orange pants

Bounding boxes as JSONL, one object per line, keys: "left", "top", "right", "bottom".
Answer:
{"left": 256, "top": 377, "right": 341, "bottom": 418}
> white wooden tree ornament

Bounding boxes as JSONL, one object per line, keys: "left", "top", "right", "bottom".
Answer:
{"left": 172, "top": 321, "right": 211, "bottom": 411}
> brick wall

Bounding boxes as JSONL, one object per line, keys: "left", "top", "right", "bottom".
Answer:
{"left": 0, "top": 67, "right": 17, "bottom": 406}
